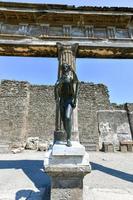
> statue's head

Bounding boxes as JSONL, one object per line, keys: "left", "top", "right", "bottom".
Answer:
{"left": 62, "top": 63, "right": 71, "bottom": 73}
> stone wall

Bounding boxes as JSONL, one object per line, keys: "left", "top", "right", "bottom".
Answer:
{"left": 0, "top": 80, "right": 132, "bottom": 152}
{"left": 78, "top": 83, "right": 110, "bottom": 151}
{"left": 0, "top": 80, "right": 29, "bottom": 147}
{"left": 27, "top": 85, "right": 55, "bottom": 142}
{"left": 125, "top": 103, "right": 133, "bottom": 139}
{"left": 110, "top": 103, "right": 125, "bottom": 110}
{"left": 0, "top": 80, "right": 110, "bottom": 151}
{"left": 97, "top": 110, "right": 132, "bottom": 150}
{"left": 109, "top": 103, "right": 133, "bottom": 141}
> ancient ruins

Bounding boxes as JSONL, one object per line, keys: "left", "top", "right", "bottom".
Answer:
{"left": 0, "top": 1, "right": 133, "bottom": 153}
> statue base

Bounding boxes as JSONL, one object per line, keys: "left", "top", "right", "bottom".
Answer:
{"left": 44, "top": 141, "right": 91, "bottom": 200}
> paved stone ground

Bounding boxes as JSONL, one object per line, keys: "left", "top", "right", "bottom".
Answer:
{"left": 84, "top": 152, "right": 133, "bottom": 200}
{"left": 0, "top": 151, "right": 132, "bottom": 200}
{"left": 0, "top": 151, "right": 50, "bottom": 200}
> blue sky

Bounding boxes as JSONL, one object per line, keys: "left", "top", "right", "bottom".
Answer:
{"left": 1, "top": 0, "right": 133, "bottom": 7}
{"left": 0, "top": 0, "right": 133, "bottom": 104}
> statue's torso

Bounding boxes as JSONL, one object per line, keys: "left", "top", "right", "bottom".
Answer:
{"left": 59, "top": 74, "right": 74, "bottom": 99}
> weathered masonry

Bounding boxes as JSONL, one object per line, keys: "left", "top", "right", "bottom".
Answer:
{"left": 0, "top": 2, "right": 132, "bottom": 58}
{"left": 0, "top": 80, "right": 110, "bottom": 151}
{"left": 0, "top": 2, "right": 133, "bottom": 152}
{"left": 0, "top": 80, "right": 133, "bottom": 152}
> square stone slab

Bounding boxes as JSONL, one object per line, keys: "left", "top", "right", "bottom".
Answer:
{"left": 52, "top": 141, "right": 85, "bottom": 156}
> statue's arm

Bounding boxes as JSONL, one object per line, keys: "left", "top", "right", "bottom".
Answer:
{"left": 54, "top": 79, "right": 61, "bottom": 101}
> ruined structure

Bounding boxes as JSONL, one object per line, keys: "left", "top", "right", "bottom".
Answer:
{"left": 0, "top": 80, "right": 132, "bottom": 152}
{"left": 0, "top": 2, "right": 133, "bottom": 152}
{"left": 0, "top": 2, "right": 132, "bottom": 58}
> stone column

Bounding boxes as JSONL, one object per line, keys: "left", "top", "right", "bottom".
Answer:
{"left": 54, "top": 43, "right": 79, "bottom": 142}
{"left": 57, "top": 42, "right": 78, "bottom": 77}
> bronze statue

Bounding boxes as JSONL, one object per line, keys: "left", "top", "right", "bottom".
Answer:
{"left": 54, "top": 63, "right": 79, "bottom": 147}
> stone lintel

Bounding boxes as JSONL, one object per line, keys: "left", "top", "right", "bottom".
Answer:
{"left": 0, "top": 2, "right": 132, "bottom": 58}
{"left": 0, "top": 43, "right": 132, "bottom": 58}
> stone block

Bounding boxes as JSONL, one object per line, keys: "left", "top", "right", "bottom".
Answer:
{"left": 38, "top": 142, "right": 48, "bottom": 151}
{"left": 103, "top": 142, "right": 114, "bottom": 152}
{"left": 120, "top": 141, "right": 128, "bottom": 152}
{"left": 98, "top": 110, "right": 132, "bottom": 150}
{"left": 120, "top": 145, "right": 128, "bottom": 153}
{"left": 53, "top": 177, "right": 82, "bottom": 188}
{"left": 45, "top": 150, "right": 90, "bottom": 166}
{"left": 11, "top": 147, "right": 24, "bottom": 154}
{"left": 127, "top": 143, "right": 133, "bottom": 152}
{"left": 52, "top": 141, "right": 85, "bottom": 156}
{"left": 0, "top": 144, "right": 10, "bottom": 153}
{"left": 83, "top": 143, "right": 98, "bottom": 152}
{"left": 51, "top": 188, "right": 82, "bottom": 200}
{"left": 120, "top": 141, "right": 133, "bottom": 152}
{"left": 25, "top": 137, "right": 39, "bottom": 150}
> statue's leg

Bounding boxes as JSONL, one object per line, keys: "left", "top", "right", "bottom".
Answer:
{"left": 60, "top": 102, "right": 66, "bottom": 130}
{"left": 65, "top": 104, "right": 73, "bottom": 147}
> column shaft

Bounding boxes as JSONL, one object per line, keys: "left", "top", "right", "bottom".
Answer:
{"left": 55, "top": 43, "right": 79, "bottom": 141}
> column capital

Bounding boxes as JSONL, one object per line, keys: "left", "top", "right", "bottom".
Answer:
{"left": 56, "top": 42, "right": 79, "bottom": 60}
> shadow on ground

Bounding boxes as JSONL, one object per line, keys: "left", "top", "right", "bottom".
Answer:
{"left": 90, "top": 162, "right": 133, "bottom": 183}
{"left": 0, "top": 160, "right": 51, "bottom": 200}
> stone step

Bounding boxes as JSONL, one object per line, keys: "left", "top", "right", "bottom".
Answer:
{"left": 82, "top": 143, "right": 98, "bottom": 151}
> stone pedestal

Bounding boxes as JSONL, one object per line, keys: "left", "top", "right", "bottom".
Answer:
{"left": 44, "top": 142, "right": 91, "bottom": 200}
